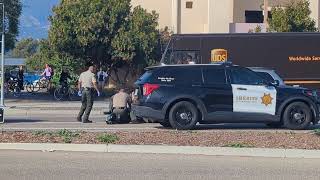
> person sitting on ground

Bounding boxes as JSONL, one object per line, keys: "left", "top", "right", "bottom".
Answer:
{"left": 106, "top": 88, "right": 142, "bottom": 124}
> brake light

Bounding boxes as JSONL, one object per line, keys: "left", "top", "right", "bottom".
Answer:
{"left": 143, "top": 83, "right": 159, "bottom": 96}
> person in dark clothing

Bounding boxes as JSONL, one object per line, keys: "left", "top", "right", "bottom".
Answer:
{"left": 17, "top": 66, "right": 24, "bottom": 90}
{"left": 59, "top": 67, "right": 72, "bottom": 88}
{"left": 4, "top": 70, "right": 12, "bottom": 83}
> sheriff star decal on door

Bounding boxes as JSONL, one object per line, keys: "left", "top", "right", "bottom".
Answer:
{"left": 261, "top": 93, "right": 273, "bottom": 106}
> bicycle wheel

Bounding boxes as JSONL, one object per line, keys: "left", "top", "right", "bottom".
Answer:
{"left": 68, "top": 88, "right": 78, "bottom": 101}
{"left": 33, "top": 81, "right": 41, "bottom": 92}
{"left": 26, "top": 82, "right": 34, "bottom": 93}
{"left": 54, "top": 87, "right": 64, "bottom": 101}
{"left": 12, "top": 86, "right": 21, "bottom": 98}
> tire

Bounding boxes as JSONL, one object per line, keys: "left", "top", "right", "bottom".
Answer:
{"left": 68, "top": 89, "right": 78, "bottom": 101}
{"left": 265, "top": 122, "right": 283, "bottom": 128}
{"left": 54, "top": 87, "right": 64, "bottom": 101}
{"left": 160, "top": 121, "right": 171, "bottom": 128}
{"left": 169, "top": 101, "right": 199, "bottom": 130}
{"left": 26, "top": 83, "right": 34, "bottom": 93}
{"left": 12, "top": 86, "right": 21, "bottom": 98}
{"left": 283, "top": 102, "right": 312, "bottom": 130}
{"left": 33, "top": 82, "right": 41, "bottom": 92}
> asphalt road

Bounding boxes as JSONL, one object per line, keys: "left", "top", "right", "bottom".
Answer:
{"left": 0, "top": 151, "right": 319, "bottom": 180}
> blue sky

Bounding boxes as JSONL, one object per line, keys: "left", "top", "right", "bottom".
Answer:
{"left": 19, "top": 0, "right": 59, "bottom": 39}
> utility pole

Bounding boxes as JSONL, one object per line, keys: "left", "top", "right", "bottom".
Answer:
{"left": 264, "top": 0, "right": 269, "bottom": 27}
{"left": 0, "top": 2, "right": 4, "bottom": 107}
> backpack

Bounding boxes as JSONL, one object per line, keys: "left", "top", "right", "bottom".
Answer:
{"left": 98, "top": 73, "right": 104, "bottom": 81}
{"left": 50, "top": 67, "right": 54, "bottom": 77}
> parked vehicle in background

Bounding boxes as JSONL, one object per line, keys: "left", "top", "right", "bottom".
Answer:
{"left": 161, "top": 33, "right": 320, "bottom": 88}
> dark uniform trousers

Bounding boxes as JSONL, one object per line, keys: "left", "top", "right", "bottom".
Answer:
{"left": 77, "top": 89, "right": 94, "bottom": 121}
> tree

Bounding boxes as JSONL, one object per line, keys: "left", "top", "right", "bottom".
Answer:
{"left": 0, "top": 0, "right": 22, "bottom": 51}
{"left": 12, "top": 38, "right": 39, "bottom": 58}
{"left": 269, "top": 0, "right": 317, "bottom": 32}
{"left": 49, "top": 0, "right": 131, "bottom": 65}
{"left": 49, "top": 0, "right": 161, "bottom": 86}
{"left": 26, "top": 39, "right": 81, "bottom": 86}
{"left": 26, "top": 39, "right": 53, "bottom": 71}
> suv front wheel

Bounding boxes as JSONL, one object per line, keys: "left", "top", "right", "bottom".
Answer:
{"left": 169, "top": 101, "right": 199, "bottom": 130}
{"left": 283, "top": 102, "right": 312, "bottom": 130}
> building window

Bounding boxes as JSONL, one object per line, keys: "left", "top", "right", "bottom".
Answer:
{"left": 245, "top": 11, "right": 263, "bottom": 23}
{"left": 245, "top": 10, "right": 272, "bottom": 23}
{"left": 186, "top": 1, "right": 193, "bottom": 9}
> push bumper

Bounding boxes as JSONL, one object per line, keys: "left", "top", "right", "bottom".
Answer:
{"left": 132, "top": 105, "right": 165, "bottom": 121}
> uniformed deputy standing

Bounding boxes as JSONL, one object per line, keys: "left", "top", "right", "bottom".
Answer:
{"left": 77, "top": 65, "right": 100, "bottom": 123}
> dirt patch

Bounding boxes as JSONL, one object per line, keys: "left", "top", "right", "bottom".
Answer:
{"left": 0, "top": 130, "right": 320, "bottom": 149}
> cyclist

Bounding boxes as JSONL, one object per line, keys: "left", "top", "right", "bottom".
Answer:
{"left": 40, "top": 64, "right": 53, "bottom": 90}
{"left": 41, "top": 64, "right": 53, "bottom": 80}
{"left": 59, "top": 67, "right": 72, "bottom": 89}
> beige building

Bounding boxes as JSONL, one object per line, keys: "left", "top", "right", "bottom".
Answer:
{"left": 131, "top": 0, "right": 320, "bottom": 33}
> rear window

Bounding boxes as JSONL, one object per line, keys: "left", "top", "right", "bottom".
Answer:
{"left": 137, "top": 70, "right": 155, "bottom": 83}
{"left": 158, "top": 67, "right": 202, "bottom": 85}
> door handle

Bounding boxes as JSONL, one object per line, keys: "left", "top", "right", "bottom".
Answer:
{"left": 192, "top": 84, "right": 201, "bottom": 87}
{"left": 237, "top": 87, "right": 247, "bottom": 91}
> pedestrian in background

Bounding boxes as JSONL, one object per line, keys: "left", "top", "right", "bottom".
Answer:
{"left": 17, "top": 65, "right": 24, "bottom": 90}
{"left": 97, "top": 67, "right": 108, "bottom": 94}
{"left": 77, "top": 64, "right": 100, "bottom": 123}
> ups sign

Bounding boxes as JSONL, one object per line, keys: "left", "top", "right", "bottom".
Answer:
{"left": 211, "top": 49, "right": 228, "bottom": 62}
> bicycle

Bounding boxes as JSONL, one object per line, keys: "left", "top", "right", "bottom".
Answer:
{"left": 54, "top": 83, "right": 78, "bottom": 101}
{"left": 4, "top": 77, "right": 21, "bottom": 97}
{"left": 33, "top": 77, "right": 50, "bottom": 92}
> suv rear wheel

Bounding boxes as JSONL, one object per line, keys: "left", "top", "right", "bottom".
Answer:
{"left": 283, "top": 102, "right": 312, "bottom": 130}
{"left": 169, "top": 101, "right": 199, "bottom": 130}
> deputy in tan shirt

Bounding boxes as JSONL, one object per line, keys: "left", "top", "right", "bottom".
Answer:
{"left": 77, "top": 65, "right": 100, "bottom": 123}
{"left": 107, "top": 88, "right": 132, "bottom": 124}
{"left": 112, "top": 89, "right": 131, "bottom": 108}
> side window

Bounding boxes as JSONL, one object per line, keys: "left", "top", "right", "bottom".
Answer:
{"left": 256, "top": 72, "right": 275, "bottom": 82}
{"left": 159, "top": 67, "right": 202, "bottom": 85}
{"left": 170, "top": 51, "right": 200, "bottom": 64}
{"left": 203, "top": 67, "right": 227, "bottom": 85}
{"left": 230, "top": 67, "right": 265, "bottom": 85}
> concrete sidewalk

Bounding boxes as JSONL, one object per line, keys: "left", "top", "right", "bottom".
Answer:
{"left": 0, "top": 143, "right": 320, "bottom": 159}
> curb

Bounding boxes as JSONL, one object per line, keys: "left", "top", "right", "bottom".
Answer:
{"left": 0, "top": 143, "right": 320, "bottom": 158}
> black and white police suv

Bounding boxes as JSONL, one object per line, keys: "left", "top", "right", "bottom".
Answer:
{"left": 132, "top": 63, "right": 320, "bottom": 130}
